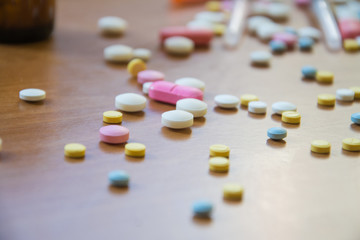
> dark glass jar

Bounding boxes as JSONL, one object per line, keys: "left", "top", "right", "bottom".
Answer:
{"left": 0, "top": 0, "right": 55, "bottom": 43}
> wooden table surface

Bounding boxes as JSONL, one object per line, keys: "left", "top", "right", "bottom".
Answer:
{"left": 1, "top": 0, "right": 360, "bottom": 239}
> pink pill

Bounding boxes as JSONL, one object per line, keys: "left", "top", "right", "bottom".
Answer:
{"left": 339, "top": 19, "right": 360, "bottom": 39}
{"left": 148, "top": 81, "right": 203, "bottom": 105}
{"left": 137, "top": 70, "right": 165, "bottom": 84}
{"left": 160, "top": 26, "right": 213, "bottom": 47}
{"left": 99, "top": 125, "right": 129, "bottom": 144}
{"left": 272, "top": 33, "right": 297, "bottom": 47}
{"left": 295, "top": 0, "right": 311, "bottom": 6}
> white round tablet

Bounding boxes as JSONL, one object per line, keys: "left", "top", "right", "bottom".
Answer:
{"left": 104, "top": 44, "right": 134, "bottom": 63}
{"left": 187, "top": 20, "right": 213, "bottom": 30}
{"left": 175, "top": 77, "right": 205, "bottom": 91}
{"left": 19, "top": 88, "right": 46, "bottom": 102}
{"left": 133, "top": 48, "right": 152, "bottom": 61}
{"left": 98, "top": 16, "right": 127, "bottom": 35}
{"left": 115, "top": 93, "right": 147, "bottom": 112}
{"left": 164, "top": 37, "right": 194, "bottom": 55}
{"left": 248, "top": 101, "right": 267, "bottom": 114}
{"left": 272, "top": 101, "right": 297, "bottom": 115}
{"left": 142, "top": 82, "right": 153, "bottom": 94}
{"left": 256, "top": 22, "right": 283, "bottom": 40}
{"left": 195, "top": 11, "right": 226, "bottom": 23}
{"left": 214, "top": 94, "right": 240, "bottom": 109}
{"left": 247, "top": 16, "right": 272, "bottom": 33}
{"left": 250, "top": 51, "right": 272, "bottom": 65}
{"left": 176, "top": 98, "right": 208, "bottom": 118}
{"left": 298, "top": 27, "right": 321, "bottom": 41}
{"left": 162, "top": 110, "right": 194, "bottom": 129}
{"left": 267, "top": 3, "right": 290, "bottom": 19}
{"left": 336, "top": 88, "right": 355, "bottom": 101}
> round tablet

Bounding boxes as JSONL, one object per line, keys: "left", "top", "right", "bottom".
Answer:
{"left": 342, "top": 138, "right": 360, "bottom": 152}
{"left": 99, "top": 125, "right": 129, "bottom": 144}
{"left": 164, "top": 36, "right": 194, "bottom": 55}
{"left": 64, "top": 143, "right": 86, "bottom": 158}
{"left": 108, "top": 170, "right": 129, "bottom": 187}
{"left": 349, "top": 87, "right": 360, "bottom": 99}
{"left": 195, "top": 11, "right": 226, "bottom": 23}
{"left": 281, "top": 111, "right": 301, "bottom": 124}
{"left": 103, "top": 111, "right": 123, "bottom": 124}
{"left": 298, "top": 37, "right": 314, "bottom": 50}
{"left": 137, "top": 70, "right": 164, "bottom": 84}
{"left": 127, "top": 58, "right": 146, "bottom": 77}
{"left": 272, "top": 32, "right": 296, "bottom": 47}
{"left": 301, "top": 65, "right": 317, "bottom": 78}
{"left": 256, "top": 23, "right": 283, "bottom": 41}
{"left": 214, "top": 94, "right": 240, "bottom": 109}
{"left": 104, "top": 44, "right": 134, "bottom": 63}
{"left": 175, "top": 77, "right": 205, "bottom": 91}
{"left": 269, "top": 40, "right": 287, "bottom": 53}
{"left": 213, "top": 23, "right": 226, "bottom": 36}
{"left": 223, "top": 183, "right": 243, "bottom": 200}
{"left": 187, "top": 20, "right": 213, "bottom": 31}
{"left": 176, "top": 98, "right": 207, "bottom": 118}
{"left": 19, "top": 88, "right": 46, "bottom": 102}
{"left": 250, "top": 51, "right": 272, "bottom": 65}
{"left": 209, "top": 144, "right": 230, "bottom": 157}
{"left": 267, "top": 127, "right": 287, "bottom": 140}
{"left": 317, "top": 94, "right": 336, "bottom": 106}
{"left": 125, "top": 143, "right": 146, "bottom": 157}
{"left": 298, "top": 26, "right": 321, "bottom": 40}
{"left": 267, "top": 3, "right": 290, "bottom": 20}
{"left": 98, "top": 16, "right": 127, "bottom": 35}
{"left": 115, "top": 93, "right": 147, "bottom": 112}
{"left": 192, "top": 200, "right": 213, "bottom": 218}
{"left": 240, "top": 94, "right": 259, "bottom": 106}
{"left": 142, "top": 82, "right": 153, "bottom": 94}
{"left": 133, "top": 48, "right": 152, "bottom": 61}
{"left": 209, "top": 157, "right": 229, "bottom": 172}
{"left": 316, "top": 71, "right": 334, "bottom": 83}
{"left": 311, "top": 140, "right": 331, "bottom": 154}
{"left": 247, "top": 16, "right": 271, "bottom": 33}
{"left": 351, "top": 113, "right": 360, "bottom": 125}
{"left": 161, "top": 110, "right": 194, "bottom": 129}
{"left": 272, "top": 101, "right": 297, "bottom": 115}
{"left": 336, "top": 88, "right": 355, "bottom": 101}
{"left": 248, "top": 101, "right": 267, "bottom": 114}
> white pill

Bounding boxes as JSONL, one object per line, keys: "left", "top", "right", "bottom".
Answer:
{"left": 272, "top": 101, "right": 297, "bottom": 115}
{"left": 176, "top": 98, "right": 208, "bottom": 118}
{"left": 142, "top": 82, "right": 153, "bottom": 94}
{"left": 164, "top": 37, "right": 194, "bottom": 55}
{"left": 248, "top": 101, "right": 267, "bottom": 114}
{"left": 133, "top": 48, "right": 152, "bottom": 62}
{"left": 115, "top": 93, "right": 147, "bottom": 112}
{"left": 214, "top": 94, "right": 240, "bottom": 109}
{"left": 256, "top": 22, "right": 283, "bottom": 40}
{"left": 98, "top": 16, "right": 127, "bottom": 35}
{"left": 250, "top": 51, "right": 272, "bottom": 65}
{"left": 247, "top": 16, "right": 272, "bottom": 33}
{"left": 195, "top": 11, "right": 226, "bottom": 23}
{"left": 162, "top": 110, "right": 194, "bottom": 129}
{"left": 267, "top": 3, "right": 290, "bottom": 19}
{"left": 251, "top": 2, "right": 269, "bottom": 15}
{"left": 175, "top": 77, "right": 205, "bottom": 91}
{"left": 104, "top": 44, "right": 134, "bottom": 63}
{"left": 298, "top": 27, "right": 321, "bottom": 41}
{"left": 19, "top": 88, "right": 46, "bottom": 102}
{"left": 336, "top": 89, "right": 355, "bottom": 101}
{"left": 356, "top": 36, "right": 360, "bottom": 46}
{"left": 187, "top": 20, "right": 213, "bottom": 30}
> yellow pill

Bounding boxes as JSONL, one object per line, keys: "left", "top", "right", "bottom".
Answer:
{"left": 349, "top": 87, "right": 360, "bottom": 99}
{"left": 316, "top": 71, "right": 334, "bottom": 83}
{"left": 317, "top": 93, "right": 336, "bottom": 106}
{"left": 125, "top": 143, "right": 146, "bottom": 157}
{"left": 127, "top": 58, "right": 146, "bottom": 77}
{"left": 213, "top": 23, "right": 226, "bottom": 36}
{"left": 64, "top": 143, "right": 86, "bottom": 158}
{"left": 281, "top": 111, "right": 301, "bottom": 124}
{"left": 342, "top": 138, "right": 360, "bottom": 152}
{"left": 343, "top": 39, "right": 359, "bottom": 52}
{"left": 240, "top": 94, "right": 259, "bottom": 106}
{"left": 223, "top": 183, "right": 243, "bottom": 200}
{"left": 205, "top": 1, "right": 221, "bottom": 11}
{"left": 209, "top": 157, "right": 229, "bottom": 172}
{"left": 209, "top": 144, "right": 230, "bottom": 157}
{"left": 103, "top": 110, "right": 123, "bottom": 124}
{"left": 311, "top": 140, "right": 331, "bottom": 154}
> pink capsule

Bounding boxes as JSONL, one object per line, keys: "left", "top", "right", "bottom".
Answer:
{"left": 339, "top": 19, "right": 360, "bottom": 39}
{"left": 272, "top": 32, "right": 297, "bottom": 47}
{"left": 148, "top": 81, "right": 203, "bottom": 105}
{"left": 160, "top": 26, "right": 213, "bottom": 47}
{"left": 137, "top": 70, "right": 165, "bottom": 84}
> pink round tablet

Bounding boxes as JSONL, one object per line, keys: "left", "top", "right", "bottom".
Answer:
{"left": 272, "top": 33, "right": 297, "bottom": 47}
{"left": 295, "top": 0, "right": 311, "bottom": 6}
{"left": 137, "top": 70, "right": 165, "bottom": 84}
{"left": 99, "top": 125, "right": 129, "bottom": 144}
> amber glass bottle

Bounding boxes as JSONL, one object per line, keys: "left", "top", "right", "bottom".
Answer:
{"left": 0, "top": 0, "right": 55, "bottom": 43}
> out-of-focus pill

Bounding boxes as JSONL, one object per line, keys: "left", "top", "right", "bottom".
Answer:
{"left": 214, "top": 94, "right": 240, "bottom": 109}
{"left": 149, "top": 81, "right": 203, "bottom": 105}
{"left": 19, "top": 88, "right": 46, "bottom": 102}
{"left": 343, "top": 39, "right": 359, "bottom": 52}
{"left": 311, "top": 140, "right": 331, "bottom": 154}
{"left": 64, "top": 143, "right": 86, "bottom": 158}
{"left": 104, "top": 44, "right": 134, "bottom": 63}
{"left": 268, "top": 3, "right": 290, "bottom": 20}
{"left": 316, "top": 71, "right": 334, "bottom": 83}
{"left": 251, "top": 1, "right": 270, "bottom": 15}
{"left": 103, "top": 110, "right": 123, "bottom": 124}
{"left": 298, "top": 37, "right": 314, "bottom": 50}
{"left": 127, "top": 58, "right": 147, "bottom": 77}
{"left": 195, "top": 11, "right": 226, "bottom": 23}
{"left": 137, "top": 70, "right": 164, "bottom": 84}
{"left": 240, "top": 94, "right": 259, "bottom": 106}
{"left": 336, "top": 88, "right": 355, "bottom": 101}
{"left": 115, "top": 93, "right": 147, "bottom": 112}
{"left": 98, "top": 16, "right": 127, "bottom": 35}
{"left": 248, "top": 101, "right": 267, "bottom": 114}
{"left": 209, "top": 144, "right": 230, "bottom": 157}
{"left": 318, "top": 94, "right": 336, "bottom": 106}
{"left": 342, "top": 138, "right": 360, "bottom": 151}
{"left": 175, "top": 77, "right": 205, "bottom": 91}
{"left": 160, "top": 26, "right": 213, "bottom": 47}
{"left": 269, "top": 40, "right": 287, "bottom": 53}
{"left": 295, "top": 0, "right": 311, "bottom": 6}
{"left": 281, "top": 111, "right": 301, "bottom": 124}
{"left": 125, "top": 143, "right": 146, "bottom": 157}
{"left": 356, "top": 36, "right": 360, "bottom": 46}
{"left": 272, "top": 32, "right": 297, "bottom": 47}
{"left": 133, "top": 48, "right": 152, "bottom": 61}
{"left": 284, "top": 26, "right": 297, "bottom": 35}
{"left": 100, "top": 125, "right": 129, "bottom": 144}
{"left": 338, "top": 19, "right": 360, "bottom": 39}
{"left": 298, "top": 27, "right": 321, "bottom": 40}
{"left": 351, "top": 113, "right": 360, "bottom": 125}
{"left": 108, "top": 170, "right": 129, "bottom": 187}
{"left": 176, "top": 98, "right": 207, "bottom": 117}
{"left": 205, "top": 0, "right": 221, "bottom": 11}
{"left": 161, "top": 110, "right": 194, "bottom": 129}
{"left": 250, "top": 51, "right": 272, "bottom": 66}
{"left": 187, "top": 20, "right": 213, "bottom": 31}
{"left": 267, "top": 127, "right": 287, "bottom": 140}
{"left": 164, "top": 36, "right": 194, "bottom": 55}
{"left": 302, "top": 65, "right": 317, "bottom": 78}
{"left": 223, "top": 183, "right": 243, "bottom": 201}
{"left": 349, "top": 87, "right": 360, "bottom": 99}
{"left": 142, "top": 82, "right": 153, "bottom": 94}
{"left": 193, "top": 200, "right": 213, "bottom": 218}
{"left": 209, "top": 157, "right": 229, "bottom": 172}
{"left": 247, "top": 16, "right": 272, "bottom": 34}
{"left": 272, "top": 101, "right": 297, "bottom": 115}
{"left": 213, "top": 23, "right": 226, "bottom": 36}
{"left": 256, "top": 23, "right": 283, "bottom": 40}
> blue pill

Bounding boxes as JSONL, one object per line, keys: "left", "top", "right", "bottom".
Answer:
{"left": 351, "top": 112, "right": 360, "bottom": 125}
{"left": 267, "top": 127, "right": 287, "bottom": 140}
{"left": 299, "top": 37, "right": 314, "bottom": 50}
{"left": 269, "top": 40, "right": 287, "bottom": 53}
{"left": 108, "top": 170, "right": 130, "bottom": 187}
{"left": 301, "top": 65, "right": 317, "bottom": 78}
{"left": 193, "top": 200, "right": 213, "bottom": 218}
{"left": 284, "top": 27, "right": 297, "bottom": 35}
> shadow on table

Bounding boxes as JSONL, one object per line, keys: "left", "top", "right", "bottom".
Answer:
{"left": 248, "top": 112, "right": 266, "bottom": 120}
{"left": 108, "top": 185, "right": 129, "bottom": 195}
{"left": 342, "top": 149, "right": 360, "bottom": 157}
{"left": 350, "top": 123, "right": 360, "bottom": 132}
{"left": 98, "top": 142, "right": 125, "bottom": 153}
{"left": 310, "top": 151, "right": 330, "bottom": 159}
{"left": 161, "top": 127, "right": 192, "bottom": 141}
{"left": 266, "top": 139, "right": 286, "bottom": 148}
{"left": 192, "top": 216, "right": 212, "bottom": 226}
{"left": 193, "top": 117, "right": 206, "bottom": 128}
{"left": 213, "top": 106, "right": 238, "bottom": 115}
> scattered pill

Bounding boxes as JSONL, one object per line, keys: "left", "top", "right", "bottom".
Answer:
{"left": 142, "top": 82, "right": 153, "bottom": 94}
{"left": 281, "top": 111, "right": 301, "bottom": 124}
{"left": 108, "top": 170, "right": 129, "bottom": 187}
{"left": 269, "top": 40, "right": 287, "bottom": 53}
{"left": 295, "top": 0, "right": 311, "bottom": 6}
{"left": 98, "top": 16, "right": 127, "bottom": 35}
{"left": 209, "top": 144, "right": 230, "bottom": 157}
{"left": 193, "top": 200, "right": 213, "bottom": 218}
{"left": 213, "top": 23, "right": 226, "bottom": 36}
{"left": 19, "top": 88, "right": 46, "bottom": 102}
{"left": 298, "top": 37, "right": 314, "bottom": 50}
{"left": 343, "top": 39, "right": 359, "bottom": 52}
{"left": 195, "top": 11, "right": 226, "bottom": 23}
{"left": 125, "top": 143, "right": 146, "bottom": 157}
{"left": 214, "top": 94, "right": 240, "bottom": 109}
{"left": 115, "top": 93, "right": 147, "bottom": 112}
{"left": 298, "top": 27, "right": 321, "bottom": 41}
{"left": 248, "top": 101, "right": 267, "bottom": 114}
{"left": 272, "top": 32, "right": 297, "bottom": 47}
{"left": 164, "top": 36, "right": 194, "bottom": 55}
{"left": 247, "top": 16, "right": 272, "bottom": 34}
{"left": 256, "top": 22, "right": 283, "bottom": 41}
{"left": 209, "top": 157, "right": 229, "bottom": 172}
{"left": 187, "top": 20, "right": 213, "bottom": 31}
{"left": 251, "top": 1, "right": 270, "bottom": 15}
{"left": 104, "top": 44, "right": 133, "bottom": 63}
{"left": 250, "top": 51, "right": 272, "bottom": 66}
{"left": 175, "top": 77, "right": 205, "bottom": 91}
{"left": 351, "top": 113, "right": 360, "bottom": 125}
{"left": 240, "top": 94, "right": 259, "bottom": 107}
{"left": 357, "top": 36, "right": 360, "bottom": 46}
{"left": 64, "top": 143, "right": 86, "bottom": 158}
{"left": 99, "top": 125, "right": 129, "bottom": 144}
{"left": 349, "top": 87, "right": 360, "bottom": 99}
{"left": 317, "top": 94, "right": 336, "bottom": 106}
{"left": 160, "top": 26, "right": 213, "bottom": 47}
{"left": 267, "top": 127, "right": 287, "bottom": 140}
{"left": 338, "top": 19, "right": 360, "bottom": 39}
{"left": 137, "top": 70, "right": 164, "bottom": 84}
{"left": 127, "top": 58, "right": 147, "bottom": 77}
{"left": 176, "top": 98, "right": 207, "bottom": 118}
{"left": 342, "top": 138, "right": 360, "bottom": 152}
{"left": 223, "top": 183, "right": 243, "bottom": 201}
{"left": 103, "top": 110, "right": 123, "bottom": 124}
{"left": 316, "top": 71, "right": 334, "bottom": 84}
{"left": 284, "top": 26, "right": 297, "bottom": 35}
{"left": 133, "top": 48, "right": 152, "bottom": 61}
{"left": 272, "top": 101, "right": 297, "bottom": 115}
{"left": 301, "top": 65, "right": 317, "bottom": 78}
{"left": 336, "top": 88, "right": 355, "bottom": 101}
{"left": 205, "top": 0, "right": 222, "bottom": 11}
{"left": 161, "top": 110, "right": 194, "bottom": 129}
{"left": 311, "top": 140, "right": 331, "bottom": 154}
{"left": 267, "top": 3, "right": 290, "bottom": 20}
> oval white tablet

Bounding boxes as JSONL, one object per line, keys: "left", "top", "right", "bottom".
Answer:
{"left": 272, "top": 101, "right": 297, "bottom": 115}
{"left": 298, "top": 27, "right": 321, "bottom": 41}
{"left": 267, "top": 3, "right": 290, "bottom": 19}
{"left": 115, "top": 93, "right": 147, "bottom": 112}
{"left": 164, "top": 37, "right": 194, "bottom": 55}
{"left": 142, "top": 82, "right": 153, "bottom": 94}
{"left": 250, "top": 51, "right": 272, "bottom": 65}
{"left": 247, "top": 16, "right": 272, "bottom": 33}
{"left": 161, "top": 110, "right": 194, "bottom": 129}
{"left": 336, "top": 89, "right": 355, "bottom": 101}
{"left": 175, "top": 77, "right": 205, "bottom": 91}
{"left": 256, "top": 22, "right": 283, "bottom": 40}
{"left": 104, "top": 44, "right": 134, "bottom": 63}
{"left": 248, "top": 101, "right": 267, "bottom": 114}
{"left": 133, "top": 48, "right": 152, "bottom": 61}
{"left": 195, "top": 11, "right": 226, "bottom": 23}
{"left": 214, "top": 94, "right": 240, "bottom": 109}
{"left": 176, "top": 98, "right": 208, "bottom": 118}
{"left": 19, "top": 88, "right": 46, "bottom": 102}
{"left": 187, "top": 20, "right": 213, "bottom": 30}
{"left": 98, "top": 16, "right": 127, "bottom": 35}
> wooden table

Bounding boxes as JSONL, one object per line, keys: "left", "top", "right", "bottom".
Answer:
{"left": 1, "top": 1, "right": 360, "bottom": 239}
